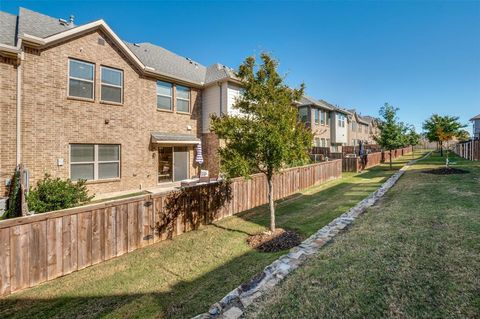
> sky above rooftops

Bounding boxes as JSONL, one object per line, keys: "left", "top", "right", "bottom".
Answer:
{"left": 1, "top": 1, "right": 479, "bottom": 134}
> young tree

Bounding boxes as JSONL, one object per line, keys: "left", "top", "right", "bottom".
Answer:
{"left": 210, "top": 53, "right": 312, "bottom": 232}
{"left": 422, "top": 114, "right": 466, "bottom": 156}
{"left": 405, "top": 125, "right": 421, "bottom": 159}
{"left": 374, "top": 103, "right": 405, "bottom": 169}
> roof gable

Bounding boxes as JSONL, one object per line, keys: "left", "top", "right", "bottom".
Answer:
{"left": 0, "top": 7, "right": 236, "bottom": 86}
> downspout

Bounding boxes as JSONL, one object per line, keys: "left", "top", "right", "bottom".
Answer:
{"left": 218, "top": 81, "right": 223, "bottom": 116}
{"left": 16, "top": 51, "right": 24, "bottom": 166}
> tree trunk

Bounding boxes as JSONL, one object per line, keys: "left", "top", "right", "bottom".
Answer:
{"left": 267, "top": 175, "right": 275, "bottom": 233}
{"left": 389, "top": 150, "right": 393, "bottom": 169}
{"left": 440, "top": 141, "right": 443, "bottom": 157}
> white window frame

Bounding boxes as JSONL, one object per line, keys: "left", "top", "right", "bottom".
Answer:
{"left": 175, "top": 85, "right": 191, "bottom": 113}
{"left": 320, "top": 110, "right": 326, "bottom": 125}
{"left": 314, "top": 109, "right": 320, "bottom": 124}
{"left": 338, "top": 114, "right": 346, "bottom": 128}
{"left": 70, "top": 144, "right": 121, "bottom": 181}
{"left": 156, "top": 81, "right": 173, "bottom": 111}
{"left": 100, "top": 66, "right": 123, "bottom": 104}
{"left": 68, "top": 58, "right": 95, "bottom": 100}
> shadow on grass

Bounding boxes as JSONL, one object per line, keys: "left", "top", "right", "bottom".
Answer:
{"left": 0, "top": 155, "right": 427, "bottom": 319}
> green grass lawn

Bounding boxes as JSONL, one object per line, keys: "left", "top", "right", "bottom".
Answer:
{"left": 0, "top": 151, "right": 429, "bottom": 319}
{"left": 246, "top": 151, "right": 480, "bottom": 319}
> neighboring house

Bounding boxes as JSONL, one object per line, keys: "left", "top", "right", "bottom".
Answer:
{"left": 201, "top": 64, "right": 244, "bottom": 175}
{"left": 471, "top": 114, "right": 480, "bottom": 139}
{"left": 0, "top": 7, "right": 233, "bottom": 197}
{"left": 297, "top": 98, "right": 380, "bottom": 152}
{"left": 346, "top": 109, "right": 376, "bottom": 146}
{"left": 297, "top": 96, "right": 333, "bottom": 148}
{"left": 330, "top": 109, "right": 349, "bottom": 152}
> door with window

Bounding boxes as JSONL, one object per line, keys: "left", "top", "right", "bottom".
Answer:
{"left": 173, "top": 147, "right": 189, "bottom": 181}
{"left": 158, "top": 146, "right": 189, "bottom": 183}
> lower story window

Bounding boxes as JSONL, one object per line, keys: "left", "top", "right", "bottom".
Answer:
{"left": 70, "top": 144, "right": 120, "bottom": 181}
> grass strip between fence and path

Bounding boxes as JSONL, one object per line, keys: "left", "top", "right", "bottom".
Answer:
{"left": 246, "top": 151, "right": 480, "bottom": 319}
{"left": 0, "top": 150, "right": 429, "bottom": 319}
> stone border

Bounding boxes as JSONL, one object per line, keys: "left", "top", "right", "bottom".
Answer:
{"left": 192, "top": 152, "right": 431, "bottom": 319}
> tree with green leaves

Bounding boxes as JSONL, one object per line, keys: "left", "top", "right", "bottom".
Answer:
{"left": 210, "top": 53, "right": 313, "bottom": 232}
{"left": 374, "top": 103, "right": 406, "bottom": 169}
{"left": 405, "top": 125, "right": 421, "bottom": 159}
{"left": 422, "top": 114, "right": 466, "bottom": 156}
{"left": 457, "top": 129, "right": 471, "bottom": 142}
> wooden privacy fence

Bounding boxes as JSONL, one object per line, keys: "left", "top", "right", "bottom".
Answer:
{"left": 0, "top": 160, "right": 342, "bottom": 297}
{"left": 454, "top": 140, "right": 480, "bottom": 161}
{"left": 342, "top": 146, "right": 413, "bottom": 172}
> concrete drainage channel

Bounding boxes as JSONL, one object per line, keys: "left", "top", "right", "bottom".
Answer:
{"left": 192, "top": 152, "right": 431, "bottom": 319}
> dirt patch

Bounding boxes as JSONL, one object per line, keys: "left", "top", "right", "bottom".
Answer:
{"left": 422, "top": 167, "right": 469, "bottom": 175}
{"left": 247, "top": 228, "right": 302, "bottom": 253}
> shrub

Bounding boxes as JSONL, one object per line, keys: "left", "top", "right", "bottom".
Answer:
{"left": 1, "top": 170, "right": 21, "bottom": 219}
{"left": 27, "top": 175, "right": 93, "bottom": 214}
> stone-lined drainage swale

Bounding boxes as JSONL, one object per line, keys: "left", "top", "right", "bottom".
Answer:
{"left": 192, "top": 152, "right": 431, "bottom": 319}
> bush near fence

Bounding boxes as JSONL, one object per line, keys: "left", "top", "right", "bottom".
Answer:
{"left": 0, "top": 160, "right": 342, "bottom": 297}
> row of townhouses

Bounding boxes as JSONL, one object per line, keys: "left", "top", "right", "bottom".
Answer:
{"left": 0, "top": 8, "right": 380, "bottom": 198}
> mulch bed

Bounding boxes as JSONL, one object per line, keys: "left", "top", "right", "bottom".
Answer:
{"left": 423, "top": 167, "right": 469, "bottom": 175}
{"left": 247, "top": 228, "right": 302, "bottom": 253}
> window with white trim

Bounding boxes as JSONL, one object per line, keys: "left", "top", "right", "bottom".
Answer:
{"left": 338, "top": 114, "right": 346, "bottom": 127}
{"left": 101, "top": 66, "right": 123, "bottom": 103}
{"left": 176, "top": 85, "right": 191, "bottom": 113}
{"left": 70, "top": 144, "right": 120, "bottom": 181}
{"left": 314, "top": 109, "right": 320, "bottom": 124}
{"left": 157, "top": 81, "right": 173, "bottom": 110}
{"left": 320, "top": 110, "right": 326, "bottom": 125}
{"left": 68, "top": 59, "right": 94, "bottom": 99}
{"left": 314, "top": 137, "right": 321, "bottom": 147}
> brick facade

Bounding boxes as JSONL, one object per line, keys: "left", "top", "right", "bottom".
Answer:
{"left": 1, "top": 30, "right": 202, "bottom": 197}
{"left": 0, "top": 57, "right": 18, "bottom": 196}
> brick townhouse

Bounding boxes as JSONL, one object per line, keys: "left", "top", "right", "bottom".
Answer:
{"left": 0, "top": 7, "right": 240, "bottom": 198}
{"left": 297, "top": 97, "right": 379, "bottom": 152}
{"left": 0, "top": 7, "right": 382, "bottom": 200}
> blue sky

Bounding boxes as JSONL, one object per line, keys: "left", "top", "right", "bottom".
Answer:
{"left": 2, "top": 0, "right": 479, "bottom": 134}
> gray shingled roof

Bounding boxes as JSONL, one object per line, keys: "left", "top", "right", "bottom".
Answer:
{"left": 204, "top": 63, "right": 237, "bottom": 85}
{"left": 471, "top": 114, "right": 480, "bottom": 121}
{"left": 298, "top": 95, "right": 334, "bottom": 110}
{"left": 0, "top": 11, "right": 18, "bottom": 46}
{"left": 17, "top": 7, "right": 74, "bottom": 39}
{"left": 125, "top": 42, "right": 207, "bottom": 85}
{"left": 1, "top": 7, "right": 236, "bottom": 86}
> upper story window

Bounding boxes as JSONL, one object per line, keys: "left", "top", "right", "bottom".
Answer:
{"left": 338, "top": 114, "right": 346, "bottom": 127}
{"left": 157, "top": 81, "right": 173, "bottom": 110}
{"left": 326, "top": 111, "right": 330, "bottom": 126}
{"left": 298, "top": 107, "right": 309, "bottom": 123}
{"left": 314, "top": 109, "right": 320, "bottom": 124}
{"left": 352, "top": 121, "right": 357, "bottom": 132}
{"left": 320, "top": 110, "right": 326, "bottom": 125}
{"left": 101, "top": 66, "right": 123, "bottom": 103}
{"left": 176, "top": 85, "right": 191, "bottom": 113}
{"left": 68, "top": 59, "right": 94, "bottom": 99}
{"left": 70, "top": 144, "right": 120, "bottom": 181}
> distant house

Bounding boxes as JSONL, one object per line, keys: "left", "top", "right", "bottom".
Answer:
{"left": 471, "top": 114, "right": 480, "bottom": 139}
{"left": 297, "top": 96, "right": 333, "bottom": 148}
